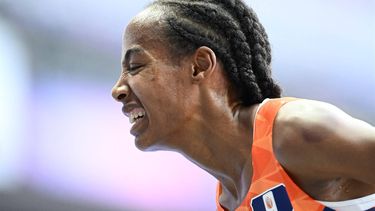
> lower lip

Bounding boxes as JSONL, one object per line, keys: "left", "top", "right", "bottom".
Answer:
{"left": 130, "top": 115, "right": 148, "bottom": 137}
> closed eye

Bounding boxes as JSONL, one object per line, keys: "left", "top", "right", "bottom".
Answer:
{"left": 129, "top": 65, "right": 143, "bottom": 71}
{"left": 126, "top": 64, "right": 145, "bottom": 74}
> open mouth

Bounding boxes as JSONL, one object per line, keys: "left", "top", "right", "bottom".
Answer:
{"left": 128, "top": 107, "right": 148, "bottom": 137}
{"left": 129, "top": 108, "right": 146, "bottom": 124}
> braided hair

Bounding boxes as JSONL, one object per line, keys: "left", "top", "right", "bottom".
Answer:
{"left": 148, "top": 0, "right": 282, "bottom": 105}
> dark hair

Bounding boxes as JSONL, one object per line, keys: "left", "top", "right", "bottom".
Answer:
{"left": 149, "top": 0, "right": 282, "bottom": 105}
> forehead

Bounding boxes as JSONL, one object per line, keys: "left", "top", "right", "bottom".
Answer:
{"left": 123, "top": 6, "right": 167, "bottom": 54}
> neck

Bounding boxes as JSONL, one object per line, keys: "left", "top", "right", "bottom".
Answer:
{"left": 176, "top": 102, "right": 260, "bottom": 210}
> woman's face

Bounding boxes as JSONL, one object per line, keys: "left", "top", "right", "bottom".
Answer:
{"left": 112, "top": 10, "right": 197, "bottom": 151}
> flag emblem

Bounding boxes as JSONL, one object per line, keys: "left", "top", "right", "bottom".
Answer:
{"left": 251, "top": 184, "right": 293, "bottom": 211}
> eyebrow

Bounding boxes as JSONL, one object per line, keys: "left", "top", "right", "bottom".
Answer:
{"left": 122, "top": 47, "right": 145, "bottom": 67}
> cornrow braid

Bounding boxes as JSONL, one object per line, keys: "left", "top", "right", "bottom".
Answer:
{"left": 149, "top": 0, "right": 281, "bottom": 105}
{"left": 211, "top": 0, "right": 281, "bottom": 99}
{"left": 161, "top": 0, "right": 263, "bottom": 104}
{"left": 167, "top": 17, "right": 241, "bottom": 85}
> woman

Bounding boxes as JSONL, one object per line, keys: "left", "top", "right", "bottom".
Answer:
{"left": 111, "top": 0, "right": 375, "bottom": 210}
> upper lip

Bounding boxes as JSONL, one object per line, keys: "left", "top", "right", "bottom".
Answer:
{"left": 122, "top": 102, "right": 143, "bottom": 117}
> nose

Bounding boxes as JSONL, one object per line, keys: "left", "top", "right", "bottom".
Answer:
{"left": 111, "top": 79, "right": 130, "bottom": 102}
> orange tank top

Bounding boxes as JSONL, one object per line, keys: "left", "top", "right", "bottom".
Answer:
{"left": 216, "top": 97, "right": 329, "bottom": 211}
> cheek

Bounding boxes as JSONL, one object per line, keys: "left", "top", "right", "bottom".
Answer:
{"left": 132, "top": 65, "right": 191, "bottom": 113}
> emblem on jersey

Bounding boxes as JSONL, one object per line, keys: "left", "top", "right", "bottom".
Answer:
{"left": 250, "top": 184, "right": 293, "bottom": 211}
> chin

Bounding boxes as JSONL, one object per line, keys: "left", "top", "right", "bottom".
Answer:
{"left": 134, "top": 136, "right": 174, "bottom": 152}
{"left": 135, "top": 143, "right": 158, "bottom": 152}
{"left": 135, "top": 136, "right": 161, "bottom": 152}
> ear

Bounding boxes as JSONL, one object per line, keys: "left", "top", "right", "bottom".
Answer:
{"left": 191, "top": 46, "right": 217, "bottom": 83}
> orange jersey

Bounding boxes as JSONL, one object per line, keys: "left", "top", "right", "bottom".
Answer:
{"left": 216, "top": 97, "right": 328, "bottom": 211}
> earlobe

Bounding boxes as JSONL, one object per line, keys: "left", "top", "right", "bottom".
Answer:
{"left": 191, "top": 46, "right": 217, "bottom": 83}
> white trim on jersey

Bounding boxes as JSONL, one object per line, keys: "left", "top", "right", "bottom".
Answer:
{"left": 318, "top": 193, "right": 375, "bottom": 211}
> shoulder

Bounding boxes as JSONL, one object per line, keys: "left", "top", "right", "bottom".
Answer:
{"left": 271, "top": 98, "right": 375, "bottom": 183}
{"left": 271, "top": 99, "right": 339, "bottom": 176}
{"left": 273, "top": 99, "right": 346, "bottom": 138}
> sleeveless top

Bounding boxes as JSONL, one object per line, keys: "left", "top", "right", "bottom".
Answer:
{"left": 216, "top": 97, "right": 375, "bottom": 211}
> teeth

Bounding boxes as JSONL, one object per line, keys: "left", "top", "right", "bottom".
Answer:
{"left": 129, "top": 110, "right": 146, "bottom": 124}
{"left": 129, "top": 114, "right": 135, "bottom": 124}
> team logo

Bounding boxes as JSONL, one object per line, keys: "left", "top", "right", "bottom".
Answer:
{"left": 264, "top": 195, "right": 274, "bottom": 209}
{"left": 251, "top": 184, "right": 293, "bottom": 211}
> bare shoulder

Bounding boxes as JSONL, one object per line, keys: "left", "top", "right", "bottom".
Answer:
{"left": 272, "top": 99, "right": 375, "bottom": 184}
